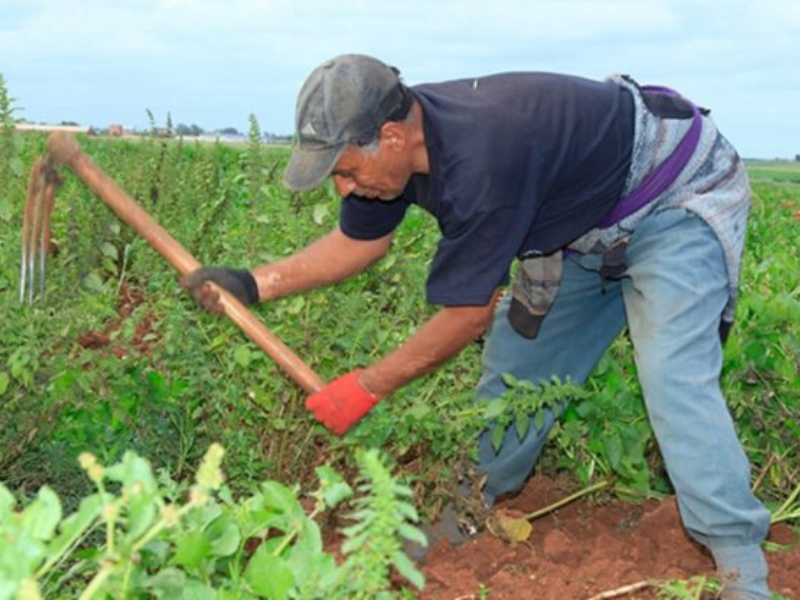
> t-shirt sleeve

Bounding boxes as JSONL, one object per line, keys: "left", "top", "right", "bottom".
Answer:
{"left": 426, "top": 205, "right": 524, "bottom": 306}
{"left": 339, "top": 195, "right": 409, "bottom": 240}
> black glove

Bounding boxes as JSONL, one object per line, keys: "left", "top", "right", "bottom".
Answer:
{"left": 181, "top": 267, "right": 259, "bottom": 312}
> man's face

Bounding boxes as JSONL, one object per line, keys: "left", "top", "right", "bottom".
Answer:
{"left": 330, "top": 138, "right": 410, "bottom": 201}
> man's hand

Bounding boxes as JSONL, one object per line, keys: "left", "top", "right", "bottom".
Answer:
{"left": 306, "top": 370, "right": 378, "bottom": 435}
{"left": 181, "top": 267, "right": 259, "bottom": 314}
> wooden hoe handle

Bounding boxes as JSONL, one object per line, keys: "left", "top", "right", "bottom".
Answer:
{"left": 47, "top": 132, "right": 325, "bottom": 394}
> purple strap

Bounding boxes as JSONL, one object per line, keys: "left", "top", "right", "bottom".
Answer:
{"left": 599, "top": 85, "right": 702, "bottom": 228}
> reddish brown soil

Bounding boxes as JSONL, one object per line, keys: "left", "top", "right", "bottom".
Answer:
{"left": 420, "top": 476, "right": 800, "bottom": 599}
{"left": 75, "top": 284, "right": 159, "bottom": 357}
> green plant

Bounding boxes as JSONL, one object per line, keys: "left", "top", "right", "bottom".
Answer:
{"left": 337, "top": 449, "right": 426, "bottom": 595}
{"left": 656, "top": 576, "right": 720, "bottom": 599}
{"left": 244, "top": 113, "right": 265, "bottom": 200}
{"left": 0, "top": 72, "right": 24, "bottom": 219}
{"left": 770, "top": 479, "right": 800, "bottom": 525}
{"left": 0, "top": 444, "right": 425, "bottom": 599}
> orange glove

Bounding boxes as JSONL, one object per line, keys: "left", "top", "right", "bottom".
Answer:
{"left": 306, "top": 370, "right": 378, "bottom": 435}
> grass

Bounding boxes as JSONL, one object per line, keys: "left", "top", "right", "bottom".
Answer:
{"left": 745, "top": 159, "right": 800, "bottom": 185}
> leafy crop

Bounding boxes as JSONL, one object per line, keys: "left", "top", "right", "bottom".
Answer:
{"left": 0, "top": 444, "right": 424, "bottom": 599}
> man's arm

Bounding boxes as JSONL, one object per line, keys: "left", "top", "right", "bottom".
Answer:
{"left": 305, "top": 291, "right": 501, "bottom": 435}
{"left": 253, "top": 226, "right": 393, "bottom": 300}
{"left": 182, "top": 227, "right": 391, "bottom": 312}
{"left": 360, "top": 290, "right": 502, "bottom": 397}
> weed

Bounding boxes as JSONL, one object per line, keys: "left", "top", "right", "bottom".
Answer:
{"left": 0, "top": 444, "right": 424, "bottom": 598}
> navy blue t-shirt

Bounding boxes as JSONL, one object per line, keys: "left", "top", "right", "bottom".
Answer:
{"left": 340, "top": 72, "right": 634, "bottom": 306}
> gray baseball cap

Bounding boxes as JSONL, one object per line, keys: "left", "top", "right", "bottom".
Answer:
{"left": 283, "top": 54, "right": 406, "bottom": 191}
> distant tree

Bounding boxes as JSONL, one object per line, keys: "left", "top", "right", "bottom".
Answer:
{"left": 219, "top": 127, "right": 239, "bottom": 136}
{"left": 795, "top": 154, "right": 800, "bottom": 162}
{"left": 175, "top": 123, "right": 204, "bottom": 137}
{"left": 60, "top": 120, "right": 80, "bottom": 126}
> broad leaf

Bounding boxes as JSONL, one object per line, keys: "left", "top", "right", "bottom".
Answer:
{"left": 244, "top": 545, "right": 295, "bottom": 599}
{"left": 315, "top": 466, "right": 352, "bottom": 508}
{"left": 20, "top": 487, "right": 61, "bottom": 541}
{"left": 174, "top": 530, "right": 211, "bottom": 569}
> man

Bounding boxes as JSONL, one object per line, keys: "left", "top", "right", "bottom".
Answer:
{"left": 184, "top": 55, "right": 771, "bottom": 598}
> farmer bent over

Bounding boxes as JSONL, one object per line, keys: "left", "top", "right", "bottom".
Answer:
{"left": 184, "top": 55, "right": 771, "bottom": 598}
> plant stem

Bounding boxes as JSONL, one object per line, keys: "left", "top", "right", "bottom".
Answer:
{"left": 78, "top": 564, "right": 114, "bottom": 600}
{"left": 130, "top": 501, "right": 194, "bottom": 555}
{"left": 771, "top": 480, "right": 800, "bottom": 524}
{"left": 272, "top": 507, "right": 321, "bottom": 556}
{"left": 121, "top": 559, "right": 134, "bottom": 599}
{"left": 37, "top": 520, "right": 101, "bottom": 580}
{"left": 523, "top": 479, "right": 610, "bottom": 522}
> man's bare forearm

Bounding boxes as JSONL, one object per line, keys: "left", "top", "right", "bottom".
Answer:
{"left": 252, "top": 227, "right": 392, "bottom": 301}
{"left": 361, "top": 292, "right": 500, "bottom": 397}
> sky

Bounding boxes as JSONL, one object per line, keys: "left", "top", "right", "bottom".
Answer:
{"left": 1, "top": 0, "right": 798, "bottom": 158}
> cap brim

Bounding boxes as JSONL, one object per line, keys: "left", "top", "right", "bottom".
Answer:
{"left": 283, "top": 143, "right": 346, "bottom": 192}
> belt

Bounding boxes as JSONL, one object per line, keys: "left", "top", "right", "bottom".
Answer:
{"left": 599, "top": 85, "right": 703, "bottom": 229}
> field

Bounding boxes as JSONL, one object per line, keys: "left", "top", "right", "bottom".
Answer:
{"left": 0, "top": 129, "right": 798, "bottom": 599}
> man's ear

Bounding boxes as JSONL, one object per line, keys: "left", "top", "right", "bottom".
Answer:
{"left": 379, "top": 121, "right": 406, "bottom": 151}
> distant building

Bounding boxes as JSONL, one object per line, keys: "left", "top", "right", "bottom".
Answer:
{"left": 108, "top": 124, "right": 123, "bottom": 137}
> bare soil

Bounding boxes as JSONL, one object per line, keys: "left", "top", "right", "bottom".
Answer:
{"left": 75, "top": 284, "right": 159, "bottom": 357}
{"left": 420, "top": 475, "right": 799, "bottom": 599}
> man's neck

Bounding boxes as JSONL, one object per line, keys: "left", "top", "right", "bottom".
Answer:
{"left": 407, "top": 101, "right": 430, "bottom": 175}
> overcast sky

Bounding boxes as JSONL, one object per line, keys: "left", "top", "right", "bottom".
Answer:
{"left": 1, "top": 0, "right": 798, "bottom": 158}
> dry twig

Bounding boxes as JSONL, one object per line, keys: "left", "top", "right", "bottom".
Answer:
{"left": 586, "top": 580, "right": 652, "bottom": 600}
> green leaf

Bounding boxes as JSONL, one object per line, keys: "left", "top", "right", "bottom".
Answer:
{"left": 285, "top": 520, "right": 323, "bottom": 578}
{"left": 100, "top": 242, "right": 119, "bottom": 261}
{"left": 148, "top": 568, "right": 217, "bottom": 600}
{"left": 534, "top": 410, "right": 546, "bottom": 431}
{"left": 483, "top": 397, "right": 507, "bottom": 420}
{"left": 20, "top": 487, "right": 62, "bottom": 541}
{"left": 315, "top": 466, "right": 353, "bottom": 508}
{"left": 105, "top": 452, "right": 159, "bottom": 541}
{"left": 515, "top": 411, "right": 530, "bottom": 441}
{"left": 234, "top": 346, "right": 251, "bottom": 368}
{"left": 206, "top": 514, "right": 241, "bottom": 557}
{"left": 0, "top": 371, "right": 9, "bottom": 395}
{"left": 605, "top": 432, "right": 623, "bottom": 471}
{"left": 260, "top": 482, "right": 304, "bottom": 522}
{"left": 46, "top": 493, "right": 104, "bottom": 572}
{"left": 491, "top": 425, "right": 505, "bottom": 453}
{"left": 398, "top": 523, "right": 427, "bottom": 547}
{"left": 287, "top": 552, "right": 339, "bottom": 596}
{"left": 174, "top": 530, "right": 211, "bottom": 569}
{"left": 244, "top": 545, "right": 295, "bottom": 599}
{"left": 82, "top": 271, "right": 105, "bottom": 293}
{"left": 392, "top": 550, "right": 425, "bottom": 589}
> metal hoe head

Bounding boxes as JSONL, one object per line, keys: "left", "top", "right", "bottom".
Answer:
{"left": 19, "top": 155, "right": 61, "bottom": 304}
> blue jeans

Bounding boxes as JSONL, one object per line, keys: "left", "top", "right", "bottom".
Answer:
{"left": 476, "top": 208, "right": 770, "bottom": 598}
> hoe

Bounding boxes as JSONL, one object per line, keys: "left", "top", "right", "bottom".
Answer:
{"left": 19, "top": 132, "right": 325, "bottom": 394}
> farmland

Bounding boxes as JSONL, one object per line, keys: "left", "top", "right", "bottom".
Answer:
{"left": 1, "top": 130, "right": 798, "bottom": 598}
